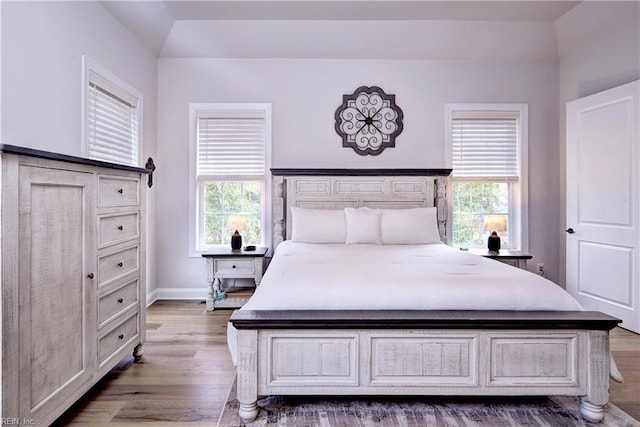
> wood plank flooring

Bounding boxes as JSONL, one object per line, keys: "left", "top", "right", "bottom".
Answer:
{"left": 610, "top": 326, "right": 640, "bottom": 419}
{"left": 53, "top": 300, "right": 640, "bottom": 425}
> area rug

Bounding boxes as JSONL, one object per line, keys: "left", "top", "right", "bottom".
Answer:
{"left": 217, "top": 379, "right": 639, "bottom": 427}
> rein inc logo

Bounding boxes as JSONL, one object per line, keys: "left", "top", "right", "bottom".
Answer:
{"left": 1, "top": 419, "right": 34, "bottom": 425}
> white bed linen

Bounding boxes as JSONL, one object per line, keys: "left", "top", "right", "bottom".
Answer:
{"left": 246, "top": 241, "right": 581, "bottom": 311}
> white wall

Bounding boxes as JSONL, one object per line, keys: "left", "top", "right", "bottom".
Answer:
{"left": 0, "top": 1, "right": 159, "bottom": 296}
{"left": 557, "top": 2, "right": 640, "bottom": 286}
{"left": 157, "top": 57, "right": 560, "bottom": 295}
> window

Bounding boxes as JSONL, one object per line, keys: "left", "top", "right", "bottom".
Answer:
{"left": 445, "top": 104, "right": 528, "bottom": 251}
{"left": 83, "top": 57, "right": 142, "bottom": 166}
{"left": 190, "top": 104, "right": 271, "bottom": 253}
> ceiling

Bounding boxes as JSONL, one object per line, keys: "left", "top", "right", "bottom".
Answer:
{"left": 163, "top": 1, "right": 579, "bottom": 21}
{"left": 101, "top": 0, "right": 582, "bottom": 59}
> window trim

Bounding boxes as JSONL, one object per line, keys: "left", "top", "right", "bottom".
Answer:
{"left": 81, "top": 56, "right": 143, "bottom": 166}
{"left": 188, "top": 103, "right": 272, "bottom": 257}
{"left": 444, "top": 103, "right": 528, "bottom": 252}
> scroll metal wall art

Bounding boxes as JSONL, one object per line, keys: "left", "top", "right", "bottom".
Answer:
{"left": 334, "top": 86, "right": 404, "bottom": 156}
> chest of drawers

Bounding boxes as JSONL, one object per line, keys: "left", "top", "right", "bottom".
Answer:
{"left": 1, "top": 145, "right": 149, "bottom": 425}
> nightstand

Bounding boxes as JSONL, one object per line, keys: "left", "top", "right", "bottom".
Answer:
{"left": 469, "top": 249, "right": 532, "bottom": 270}
{"left": 202, "top": 247, "right": 268, "bottom": 311}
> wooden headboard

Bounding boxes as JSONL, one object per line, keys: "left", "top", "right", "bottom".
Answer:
{"left": 271, "top": 168, "right": 452, "bottom": 249}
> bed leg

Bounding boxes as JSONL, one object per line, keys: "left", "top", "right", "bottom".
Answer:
{"left": 579, "top": 330, "right": 610, "bottom": 423}
{"left": 239, "top": 401, "right": 259, "bottom": 422}
{"left": 580, "top": 398, "right": 605, "bottom": 423}
{"left": 237, "top": 330, "right": 259, "bottom": 422}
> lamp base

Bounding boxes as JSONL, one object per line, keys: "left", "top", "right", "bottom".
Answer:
{"left": 488, "top": 235, "right": 501, "bottom": 252}
{"left": 231, "top": 234, "right": 242, "bottom": 250}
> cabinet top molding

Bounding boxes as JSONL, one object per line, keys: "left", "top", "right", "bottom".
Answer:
{"left": 271, "top": 168, "right": 452, "bottom": 177}
{"left": 0, "top": 144, "right": 151, "bottom": 174}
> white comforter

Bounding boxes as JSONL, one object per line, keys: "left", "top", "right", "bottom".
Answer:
{"left": 242, "top": 241, "right": 582, "bottom": 311}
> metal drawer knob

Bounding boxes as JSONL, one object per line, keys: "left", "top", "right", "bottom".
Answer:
{"left": 118, "top": 334, "right": 124, "bottom": 340}
{"left": 117, "top": 262, "right": 124, "bottom": 268}
{"left": 117, "top": 298, "right": 124, "bottom": 303}
{"left": 87, "top": 273, "right": 94, "bottom": 279}
{"left": 118, "top": 188, "right": 124, "bottom": 194}
{"left": 118, "top": 225, "right": 124, "bottom": 230}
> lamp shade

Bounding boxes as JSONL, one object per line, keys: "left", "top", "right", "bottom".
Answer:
{"left": 227, "top": 214, "right": 247, "bottom": 232}
{"left": 484, "top": 215, "right": 507, "bottom": 233}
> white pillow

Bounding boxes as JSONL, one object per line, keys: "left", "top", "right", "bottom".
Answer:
{"left": 290, "top": 207, "right": 346, "bottom": 243}
{"left": 345, "top": 207, "right": 382, "bottom": 244}
{"left": 380, "top": 207, "right": 441, "bottom": 244}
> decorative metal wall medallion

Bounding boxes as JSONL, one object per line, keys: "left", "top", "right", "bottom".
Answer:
{"left": 334, "top": 86, "right": 404, "bottom": 156}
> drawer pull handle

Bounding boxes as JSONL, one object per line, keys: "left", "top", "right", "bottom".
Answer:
{"left": 118, "top": 334, "right": 124, "bottom": 340}
{"left": 118, "top": 188, "right": 124, "bottom": 194}
{"left": 117, "top": 262, "right": 124, "bottom": 268}
{"left": 87, "top": 273, "right": 94, "bottom": 279}
{"left": 118, "top": 225, "right": 124, "bottom": 230}
{"left": 118, "top": 298, "right": 124, "bottom": 303}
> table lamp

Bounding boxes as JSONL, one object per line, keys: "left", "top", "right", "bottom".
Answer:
{"left": 227, "top": 215, "right": 247, "bottom": 250}
{"left": 484, "top": 215, "right": 507, "bottom": 252}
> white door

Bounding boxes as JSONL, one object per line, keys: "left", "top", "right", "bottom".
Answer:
{"left": 566, "top": 80, "right": 639, "bottom": 333}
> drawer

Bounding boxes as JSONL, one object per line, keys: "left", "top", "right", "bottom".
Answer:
{"left": 98, "top": 280, "right": 139, "bottom": 328}
{"left": 214, "top": 258, "right": 255, "bottom": 276}
{"left": 98, "top": 175, "right": 140, "bottom": 208}
{"left": 99, "top": 212, "right": 139, "bottom": 247}
{"left": 496, "top": 258, "right": 524, "bottom": 269}
{"left": 98, "top": 314, "right": 139, "bottom": 365}
{"left": 98, "top": 246, "right": 139, "bottom": 287}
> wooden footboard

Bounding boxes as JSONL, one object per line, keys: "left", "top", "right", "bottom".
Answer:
{"left": 230, "top": 310, "right": 620, "bottom": 423}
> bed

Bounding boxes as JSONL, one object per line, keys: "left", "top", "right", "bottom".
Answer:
{"left": 228, "top": 169, "right": 620, "bottom": 423}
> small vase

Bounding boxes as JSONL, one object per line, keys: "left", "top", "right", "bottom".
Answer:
{"left": 487, "top": 232, "right": 501, "bottom": 252}
{"left": 231, "top": 231, "right": 242, "bottom": 250}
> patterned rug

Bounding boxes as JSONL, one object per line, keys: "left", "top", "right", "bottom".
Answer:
{"left": 218, "top": 379, "right": 639, "bottom": 427}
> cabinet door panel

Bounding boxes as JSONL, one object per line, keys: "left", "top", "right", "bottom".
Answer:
{"left": 18, "top": 166, "right": 96, "bottom": 421}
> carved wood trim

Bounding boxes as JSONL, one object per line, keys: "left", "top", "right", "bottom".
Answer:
{"left": 272, "top": 175, "right": 285, "bottom": 249}
{"left": 271, "top": 170, "right": 451, "bottom": 249}
{"left": 272, "top": 168, "right": 452, "bottom": 177}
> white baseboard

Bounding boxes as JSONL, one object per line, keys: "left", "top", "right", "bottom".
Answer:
{"left": 154, "top": 287, "right": 208, "bottom": 301}
{"left": 146, "top": 289, "right": 159, "bottom": 307}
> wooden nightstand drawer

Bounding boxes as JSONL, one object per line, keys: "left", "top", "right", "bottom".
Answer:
{"left": 99, "top": 212, "right": 139, "bottom": 248}
{"left": 98, "top": 280, "right": 139, "bottom": 328}
{"left": 98, "top": 245, "right": 139, "bottom": 287}
{"left": 469, "top": 249, "right": 532, "bottom": 270}
{"left": 98, "top": 313, "right": 139, "bottom": 366}
{"left": 214, "top": 258, "right": 256, "bottom": 276}
{"left": 98, "top": 175, "right": 140, "bottom": 208}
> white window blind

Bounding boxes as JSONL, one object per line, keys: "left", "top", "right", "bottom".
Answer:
{"left": 196, "top": 113, "right": 266, "bottom": 178}
{"left": 87, "top": 70, "right": 139, "bottom": 166}
{"left": 451, "top": 111, "right": 519, "bottom": 179}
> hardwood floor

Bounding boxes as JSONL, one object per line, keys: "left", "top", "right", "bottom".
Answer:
{"left": 610, "top": 326, "right": 640, "bottom": 419}
{"left": 54, "top": 300, "right": 640, "bottom": 425}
